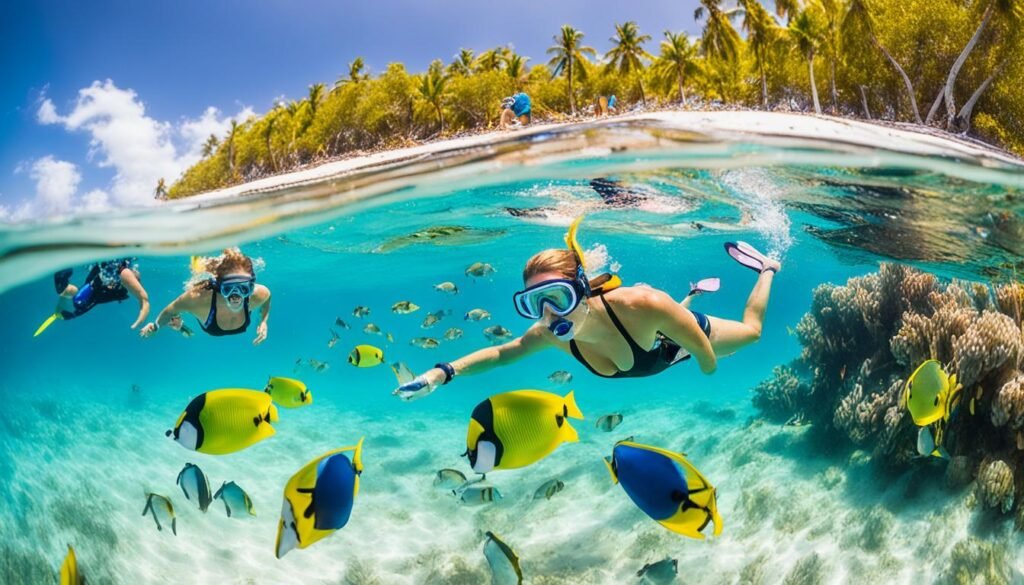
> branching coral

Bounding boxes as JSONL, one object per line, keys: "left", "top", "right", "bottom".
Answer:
{"left": 991, "top": 374, "right": 1024, "bottom": 430}
{"left": 752, "top": 365, "right": 811, "bottom": 421}
{"left": 952, "top": 311, "right": 1022, "bottom": 388}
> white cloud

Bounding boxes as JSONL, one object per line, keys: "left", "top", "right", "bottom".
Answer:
{"left": 80, "top": 189, "right": 111, "bottom": 214}
{"left": 30, "top": 156, "right": 81, "bottom": 214}
{"left": 179, "top": 105, "right": 256, "bottom": 162}
{"left": 37, "top": 98, "right": 62, "bottom": 124}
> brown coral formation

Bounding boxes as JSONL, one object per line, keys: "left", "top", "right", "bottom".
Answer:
{"left": 977, "top": 460, "right": 1015, "bottom": 513}
{"left": 991, "top": 374, "right": 1024, "bottom": 430}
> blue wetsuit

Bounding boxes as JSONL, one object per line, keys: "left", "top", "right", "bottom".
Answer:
{"left": 54, "top": 258, "right": 136, "bottom": 320}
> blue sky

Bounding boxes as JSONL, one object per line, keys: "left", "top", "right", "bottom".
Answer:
{"left": 1, "top": 0, "right": 703, "bottom": 221}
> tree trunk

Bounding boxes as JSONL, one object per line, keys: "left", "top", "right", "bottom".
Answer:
{"left": 677, "top": 70, "right": 687, "bottom": 104}
{"left": 639, "top": 79, "right": 647, "bottom": 107}
{"left": 943, "top": 1, "right": 995, "bottom": 128}
{"left": 925, "top": 89, "right": 945, "bottom": 125}
{"left": 568, "top": 59, "right": 576, "bottom": 115}
{"left": 860, "top": 85, "right": 872, "bottom": 119}
{"left": 760, "top": 59, "right": 768, "bottom": 108}
{"left": 808, "top": 52, "right": 822, "bottom": 115}
{"left": 829, "top": 56, "right": 838, "bottom": 114}
{"left": 872, "top": 34, "right": 922, "bottom": 123}
{"left": 954, "top": 58, "right": 1007, "bottom": 132}
{"left": 436, "top": 104, "right": 444, "bottom": 134}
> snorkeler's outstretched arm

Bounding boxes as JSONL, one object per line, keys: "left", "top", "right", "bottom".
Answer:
{"left": 393, "top": 325, "right": 552, "bottom": 401}
{"left": 139, "top": 291, "right": 200, "bottom": 338}
{"left": 119, "top": 268, "right": 150, "bottom": 329}
{"left": 649, "top": 292, "right": 717, "bottom": 375}
{"left": 252, "top": 286, "right": 271, "bottom": 345}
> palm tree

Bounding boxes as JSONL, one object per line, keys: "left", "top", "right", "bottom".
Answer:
{"left": 475, "top": 47, "right": 511, "bottom": 73}
{"left": 814, "top": 0, "right": 845, "bottom": 113}
{"left": 225, "top": 120, "right": 240, "bottom": 177}
{"left": 653, "top": 31, "right": 699, "bottom": 103}
{"left": 694, "top": 0, "right": 743, "bottom": 63}
{"left": 605, "top": 21, "right": 653, "bottom": 106}
{"left": 789, "top": 9, "right": 823, "bottom": 114}
{"left": 449, "top": 48, "right": 476, "bottom": 76}
{"left": 841, "top": 0, "right": 922, "bottom": 123}
{"left": 154, "top": 178, "right": 167, "bottom": 200}
{"left": 775, "top": 0, "right": 801, "bottom": 21}
{"left": 547, "top": 25, "right": 597, "bottom": 115}
{"left": 418, "top": 60, "right": 449, "bottom": 134}
{"left": 200, "top": 134, "right": 219, "bottom": 158}
{"left": 505, "top": 54, "right": 530, "bottom": 89}
{"left": 335, "top": 57, "right": 368, "bottom": 88}
{"left": 925, "top": 0, "right": 1022, "bottom": 127}
{"left": 739, "top": 0, "right": 781, "bottom": 108}
{"left": 263, "top": 106, "right": 281, "bottom": 172}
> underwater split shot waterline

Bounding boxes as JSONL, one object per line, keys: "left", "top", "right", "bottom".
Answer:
{"left": 4, "top": 113, "right": 1024, "bottom": 584}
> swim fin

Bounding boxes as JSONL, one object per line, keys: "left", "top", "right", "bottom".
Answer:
{"left": 725, "top": 241, "right": 776, "bottom": 274}
{"left": 34, "top": 313, "right": 61, "bottom": 337}
{"left": 688, "top": 277, "right": 721, "bottom": 297}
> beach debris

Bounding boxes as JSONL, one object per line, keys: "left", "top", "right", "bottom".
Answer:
{"left": 596, "top": 413, "right": 624, "bottom": 432}
{"left": 264, "top": 376, "right": 312, "bottom": 408}
{"left": 637, "top": 558, "right": 678, "bottom": 584}
{"left": 484, "top": 325, "right": 514, "bottom": 342}
{"left": 433, "top": 468, "right": 468, "bottom": 490}
{"left": 457, "top": 484, "right": 503, "bottom": 505}
{"left": 363, "top": 323, "right": 382, "bottom": 335}
{"left": 465, "top": 262, "right": 496, "bottom": 278}
{"left": 443, "top": 327, "right": 464, "bottom": 341}
{"left": 392, "top": 300, "right": 420, "bottom": 314}
{"left": 327, "top": 329, "right": 340, "bottom": 349}
{"left": 213, "top": 481, "right": 256, "bottom": 518}
{"left": 176, "top": 463, "right": 213, "bottom": 512}
{"left": 166, "top": 389, "right": 278, "bottom": 455}
{"left": 352, "top": 306, "right": 371, "bottom": 318}
{"left": 533, "top": 479, "right": 565, "bottom": 500}
{"left": 421, "top": 310, "right": 451, "bottom": 329}
{"left": 435, "top": 281, "right": 459, "bottom": 294}
{"left": 142, "top": 493, "right": 177, "bottom": 535}
{"left": 391, "top": 361, "right": 416, "bottom": 385}
{"left": 59, "top": 544, "right": 83, "bottom": 585}
{"left": 548, "top": 371, "right": 572, "bottom": 385}
{"left": 275, "top": 438, "right": 364, "bottom": 558}
{"left": 466, "top": 390, "right": 583, "bottom": 473}
{"left": 465, "top": 308, "right": 492, "bottom": 321}
{"left": 349, "top": 344, "right": 385, "bottom": 367}
{"left": 410, "top": 337, "right": 440, "bottom": 349}
{"left": 375, "top": 226, "right": 506, "bottom": 253}
{"left": 483, "top": 531, "right": 523, "bottom": 585}
{"left": 334, "top": 317, "right": 351, "bottom": 330}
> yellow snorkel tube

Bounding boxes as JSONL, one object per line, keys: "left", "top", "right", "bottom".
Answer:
{"left": 565, "top": 216, "right": 621, "bottom": 295}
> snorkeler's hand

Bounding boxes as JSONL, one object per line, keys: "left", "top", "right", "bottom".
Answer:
{"left": 253, "top": 322, "right": 268, "bottom": 345}
{"left": 139, "top": 323, "right": 158, "bottom": 338}
{"left": 392, "top": 370, "right": 444, "bottom": 402}
{"left": 168, "top": 315, "right": 183, "bottom": 331}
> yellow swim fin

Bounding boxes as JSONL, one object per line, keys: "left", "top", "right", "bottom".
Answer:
{"left": 34, "top": 313, "right": 61, "bottom": 337}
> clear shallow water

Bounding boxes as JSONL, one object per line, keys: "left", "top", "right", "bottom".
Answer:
{"left": 2, "top": 120, "right": 1024, "bottom": 584}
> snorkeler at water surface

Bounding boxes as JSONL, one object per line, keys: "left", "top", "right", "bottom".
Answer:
{"left": 394, "top": 216, "right": 780, "bottom": 400}
{"left": 34, "top": 258, "right": 151, "bottom": 336}
{"left": 140, "top": 248, "right": 271, "bottom": 345}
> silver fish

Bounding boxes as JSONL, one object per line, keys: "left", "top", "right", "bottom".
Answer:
{"left": 386, "top": 332, "right": 395, "bottom": 343}
{"left": 392, "top": 301, "right": 421, "bottom": 314}
{"left": 596, "top": 413, "right": 624, "bottom": 432}
{"left": 176, "top": 463, "right": 212, "bottom": 512}
{"left": 142, "top": 493, "right": 177, "bottom": 535}
{"left": 484, "top": 531, "right": 523, "bottom": 585}
{"left": 421, "top": 310, "right": 450, "bottom": 329}
{"left": 434, "top": 281, "right": 459, "bottom": 294}
{"left": 465, "top": 308, "right": 491, "bottom": 321}
{"left": 410, "top": 337, "right": 440, "bottom": 349}
{"left": 533, "top": 479, "right": 565, "bottom": 501}
{"left": 363, "top": 323, "right": 382, "bottom": 335}
{"left": 457, "top": 485, "right": 503, "bottom": 505}
{"left": 465, "top": 262, "right": 496, "bottom": 277}
{"left": 443, "top": 327, "right": 464, "bottom": 341}
{"left": 483, "top": 325, "right": 513, "bottom": 341}
{"left": 308, "top": 359, "right": 330, "bottom": 373}
{"left": 548, "top": 370, "right": 573, "bottom": 385}
{"left": 433, "top": 468, "right": 468, "bottom": 490}
{"left": 327, "top": 329, "right": 340, "bottom": 349}
{"left": 334, "top": 317, "right": 351, "bottom": 329}
{"left": 213, "top": 481, "right": 256, "bottom": 518}
{"left": 353, "top": 306, "right": 371, "bottom": 318}
{"left": 637, "top": 558, "right": 678, "bottom": 584}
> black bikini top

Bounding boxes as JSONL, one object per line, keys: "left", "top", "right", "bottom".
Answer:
{"left": 569, "top": 295, "right": 680, "bottom": 379}
{"left": 199, "top": 290, "right": 251, "bottom": 336}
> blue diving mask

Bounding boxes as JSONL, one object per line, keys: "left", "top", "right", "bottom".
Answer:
{"left": 513, "top": 271, "right": 588, "bottom": 320}
{"left": 218, "top": 276, "right": 255, "bottom": 299}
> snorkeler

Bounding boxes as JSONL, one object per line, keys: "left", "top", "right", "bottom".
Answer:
{"left": 139, "top": 248, "right": 271, "bottom": 345}
{"left": 500, "top": 93, "right": 531, "bottom": 129}
{"left": 394, "top": 217, "right": 779, "bottom": 400}
{"left": 34, "top": 258, "right": 150, "bottom": 336}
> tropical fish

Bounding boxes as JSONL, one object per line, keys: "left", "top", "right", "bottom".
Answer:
{"left": 434, "top": 281, "right": 459, "bottom": 294}
{"left": 349, "top": 344, "right": 385, "bottom": 367}
{"left": 142, "top": 493, "right": 177, "bottom": 535}
{"left": 421, "top": 310, "right": 451, "bottom": 329}
{"left": 264, "top": 376, "right": 312, "bottom": 408}
{"left": 604, "top": 439, "right": 722, "bottom": 540}
{"left": 308, "top": 359, "right": 330, "bottom": 373}
{"left": 392, "top": 300, "right": 421, "bottom": 315}
{"left": 390, "top": 362, "right": 416, "bottom": 385}
{"left": 466, "top": 390, "right": 584, "bottom": 473}
{"left": 213, "top": 481, "right": 256, "bottom": 518}
{"left": 410, "top": 337, "right": 440, "bottom": 349}
{"left": 327, "top": 330, "right": 340, "bottom": 349}
{"left": 352, "top": 306, "right": 371, "bottom": 318}
{"left": 433, "top": 468, "right": 468, "bottom": 490}
{"left": 457, "top": 484, "right": 503, "bottom": 505}
{"left": 385, "top": 332, "right": 395, "bottom": 343}
{"left": 483, "top": 325, "right": 514, "bottom": 342}
{"left": 176, "top": 463, "right": 213, "bottom": 512}
{"left": 275, "top": 439, "right": 364, "bottom": 558}
{"left": 465, "top": 308, "right": 491, "bottom": 321}
{"left": 166, "top": 389, "right": 279, "bottom": 455}
{"left": 59, "top": 545, "right": 83, "bottom": 585}
{"left": 483, "top": 531, "right": 523, "bottom": 585}
{"left": 334, "top": 317, "right": 351, "bottom": 330}
{"left": 443, "top": 327, "right": 464, "bottom": 341}
{"left": 548, "top": 371, "right": 572, "bottom": 385}
{"left": 376, "top": 226, "right": 506, "bottom": 253}
{"left": 903, "top": 360, "right": 962, "bottom": 426}
{"left": 596, "top": 413, "right": 624, "bottom": 432}
{"left": 363, "top": 323, "right": 382, "bottom": 335}
{"left": 465, "top": 262, "right": 496, "bottom": 278}
{"left": 533, "top": 478, "right": 565, "bottom": 500}
{"left": 637, "top": 558, "right": 679, "bottom": 584}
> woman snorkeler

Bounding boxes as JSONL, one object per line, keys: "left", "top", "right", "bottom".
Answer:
{"left": 394, "top": 217, "right": 779, "bottom": 400}
{"left": 139, "top": 248, "right": 272, "bottom": 345}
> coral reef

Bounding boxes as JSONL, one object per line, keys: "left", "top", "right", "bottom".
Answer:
{"left": 753, "top": 264, "right": 1024, "bottom": 521}
{"left": 940, "top": 538, "right": 1011, "bottom": 585}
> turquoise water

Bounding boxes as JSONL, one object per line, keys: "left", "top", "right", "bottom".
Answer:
{"left": 3, "top": 123, "right": 1024, "bottom": 584}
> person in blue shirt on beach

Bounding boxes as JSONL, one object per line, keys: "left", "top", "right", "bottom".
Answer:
{"left": 500, "top": 93, "right": 531, "bottom": 129}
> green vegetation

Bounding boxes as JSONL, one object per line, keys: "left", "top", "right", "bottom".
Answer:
{"left": 168, "top": 0, "right": 1024, "bottom": 198}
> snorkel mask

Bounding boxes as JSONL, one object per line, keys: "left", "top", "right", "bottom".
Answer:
{"left": 217, "top": 274, "right": 256, "bottom": 311}
{"left": 501, "top": 96, "right": 515, "bottom": 110}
